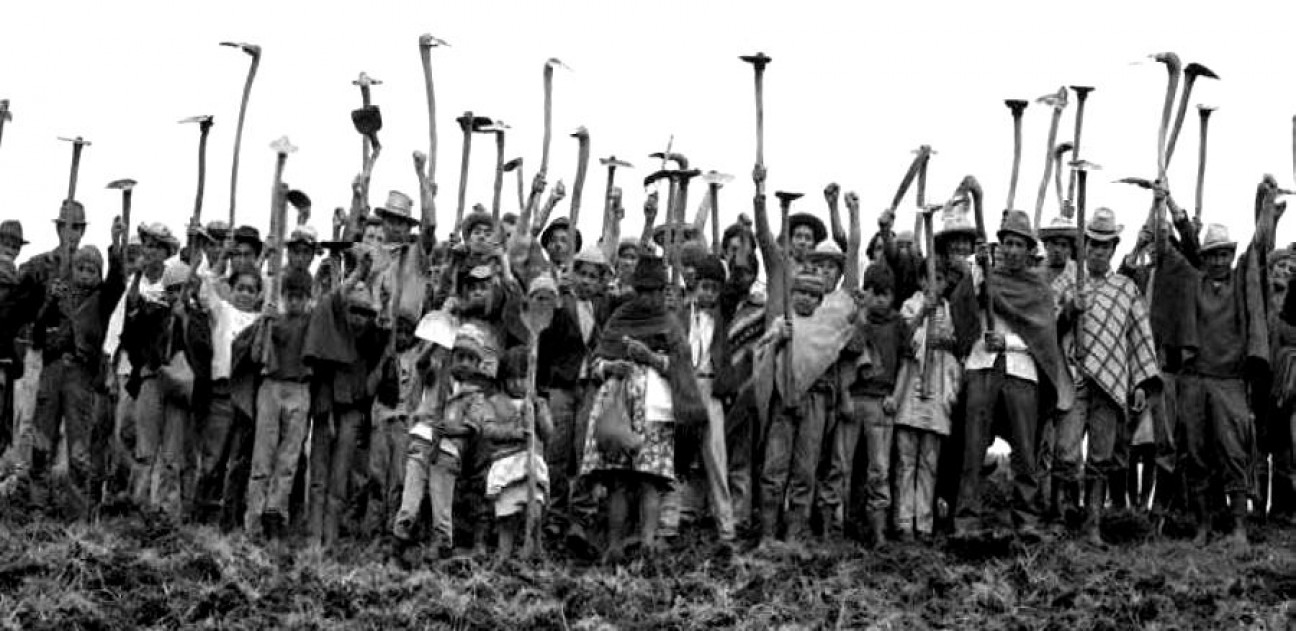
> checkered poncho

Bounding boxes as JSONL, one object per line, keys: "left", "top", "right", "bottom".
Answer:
{"left": 1066, "top": 269, "right": 1160, "bottom": 405}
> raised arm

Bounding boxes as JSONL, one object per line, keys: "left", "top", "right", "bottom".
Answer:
{"left": 751, "top": 165, "right": 784, "bottom": 318}
{"left": 639, "top": 191, "right": 660, "bottom": 247}
{"left": 844, "top": 191, "right": 862, "bottom": 290}
{"left": 599, "top": 186, "right": 623, "bottom": 264}
{"left": 414, "top": 151, "right": 437, "bottom": 255}
{"left": 824, "top": 183, "right": 847, "bottom": 251}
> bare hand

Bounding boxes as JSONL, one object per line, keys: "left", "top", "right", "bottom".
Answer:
{"left": 882, "top": 396, "right": 898, "bottom": 416}
{"left": 879, "top": 209, "right": 895, "bottom": 229}
{"left": 824, "top": 183, "right": 840, "bottom": 208}
{"left": 1131, "top": 387, "right": 1148, "bottom": 413}
{"left": 844, "top": 192, "right": 860, "bottom": 216}
{"left": 531, "top": 172, "right": 547, "bottom": 196}
{"left": 975, "top": 243, "right": 991, "bottom": 268}
{"left": 552, "top": 180, "right": 567, "bottom": 201}
{"left": 623, "top": 337, "right": 658, "bottom": 366}
{"left": 984, "top": 332, "right": 1006, "bottom": 353}
{"left": 644, "top": 191, "right": 659, "bottom": 219}
{"left": 112, "top": 216, "right": 126, "bottom": 246}
{"left": 752, "top": 164, "right": 767, "bottom": 186}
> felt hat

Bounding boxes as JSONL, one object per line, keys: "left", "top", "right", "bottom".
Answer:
{"left": 375, "top": 190, "right": 419, "bottom": 225}
{"left": 287, "top": 225, "right": 320, "bottom": 247}
{"left": 805, "top": 240, "right": 846, "bottom": 268}
{"left": 630, "top": 253, "right": 668, "bottom": 291}
{"left": 1038, "top": 214, "right": 1079, "bottom": 242}
{"left": 138, "top": 222, "right": 180, "bottom": 255}
{"left": 55, "top": 200, "right": 86, "bottom": 225}
{"left": 997, "top": 210, "right": 1037, "bottom": 247}
{"left": 616, "top": 239, "right": 641, "bottom": 257}
{"left": 791, "top": 272, "right": 826, "bottom": 296}
{"left": 204, "top": 220, "right": 231, "bottom": 240}
{"left": 786, "top": 212, "right": 828, "bottom": 245}
{"left": 232, "top": 225, "right": 263, "bottom": 252}
{"left": 459, "top": 211, "right": 496, "bottom": 242}
{"left": 0, "top": 220, "right": 27, "bottom": 245}
{"left": 540, "top": 217, "right": 583, "bottom": 253}
{"left": 651, "top": 221, "right": 702, "bottom": 249}
{"left": 161, "top": 258, "right": 189, "bottom": 288}
{"left": 1083, "top": 208, "right": 1123, "bottom": 243}
{"left": 572, "top": 246, "right": 610, "bottom": 270}
{"left": 935, "top": 204, "right": 978, "bottom": 240}
{"left": 1199, "top": 223, "right": 1237, "bottom": 254}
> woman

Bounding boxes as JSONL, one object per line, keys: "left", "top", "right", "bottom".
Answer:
{"left": 579, "top": 254, "right": 706, "bottom": 561}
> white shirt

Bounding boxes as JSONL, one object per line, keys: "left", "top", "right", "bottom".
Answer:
{"left": 199, "top": 271, "right": 261, "bottom": 381}
{"left": 689, "top": 306, "right": 715, "bottom": 374}
{"left": 963, "top": 266, "right": 1037, "bottom": 382}
{"left": 105, "top": 269, "right": 169, "bottom": 376}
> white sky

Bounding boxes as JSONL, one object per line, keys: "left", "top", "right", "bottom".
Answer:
{"left": 3, "top": 0, "right": 1296, "bottom": 264}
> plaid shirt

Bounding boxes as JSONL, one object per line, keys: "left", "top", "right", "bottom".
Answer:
{"left": 1063, "top": 269, "right": 1158, "bottom": 405}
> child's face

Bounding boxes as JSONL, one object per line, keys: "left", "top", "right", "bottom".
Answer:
{"left": 468, "top": 224, "right": 493, "bottom": 247}
{"left": 505, "top": 377, "right": 527, "bottom": 398}
{"left": 450, "top": 349, "right": 482, "bottom": 380}
{"left": 815, "top": 260, "right": 842, "bottom": 291}
{"left": 863, "top": 287, "right": 893, "bottom": 314}
{"left": 791, "top": 289, "right": 821, "bottom": 317}
{"left": 287, "top": 244, "right": 315, "bottom": 270}
{"left": 230, "top": 276, "right": 260, "bottom": 312}
{"left": 282, "top": 290, "right": 309, "bottom": 315}
{"left": 695, "top": 279, "right": 722, "bottom": 309}
{"left": 573, "top": 262, "right": 605, "bottom": 299}
{"left": 73, "top": 260, "right": 101, "bottom": 290}
{"left": 396, "top": 318, "right": 416, "bottom": 351}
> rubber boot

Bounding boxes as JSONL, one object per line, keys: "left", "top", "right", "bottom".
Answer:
{"left": 1108, "top": 470, "right": 1128, "bottom": 511}
{"left": 867, "top": 510, "right": 888, "bottom": 549}
{"left": 1082, "top": 478, "right": 1105, "bottom": 546}
{"left": 1226, "top": 491, "right": 1249, "bottom": 547}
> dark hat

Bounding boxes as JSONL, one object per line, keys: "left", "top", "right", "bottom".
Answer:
{"left": 282, "top": 268, "right": 313, "bottom": 296}
{"left": 695, "top": 255, "right": 727, "bottom": 284}
{"left": 997, "top": 210, "right": 1037, "bottom": 247}
{"left": 0, "top": 220, "right": 27, "bottom": 245}
{"left": 786, "top": 212, "right": 828, "bottom": 245}
{"left": 540, "top": 217, "right": 583, "bottom": 252}
{"left": 617, "top": 239, "right": 641, "bottom": 257}
{"left": 232, "top": 225, "right": 263, "bottom": 248}
{"left": 679, "top": 241, "right": 710, "bottom": 268}
{"left": 630, "top": 253, "right": 668, "bottom": 291}
{"left": 459, "top": 211, "right": 496, "bottom": 242}
{"left": 861, "top": 262, "right": 895, "bottom": 294}
{"left": 56, "top": 199, "right": 86, "bottom": 225}
{"left": 651, "top": 221, "right": 702, "bottom": 248}
{"left": 351, "top": 105, "right": 383, "bottom": 136}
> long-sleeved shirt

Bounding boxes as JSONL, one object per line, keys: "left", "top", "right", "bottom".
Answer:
{"left": 32, "top": 252, "right": 126, "bottom": 372}
{"left": 198, "top": 271, "right": 260, "bottom": 381}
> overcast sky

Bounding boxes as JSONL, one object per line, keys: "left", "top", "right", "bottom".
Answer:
{"left": 3, "top": 0, "right": 1295, "bottom": 264}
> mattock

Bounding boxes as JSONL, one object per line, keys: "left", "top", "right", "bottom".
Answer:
{"left": 0, "top": 100, "right": 11, "bottom": 153}
{"left": 58, "top": 136, "right": 91, "bottom": 201}
{"left": 352, "top": 72, "right": 383, "bottom": 164}
{"left": 106, "top": 178, "right": 137, "bottom": 270}
{"left": 702, "top": 170, "right": 735, "bottom": 254}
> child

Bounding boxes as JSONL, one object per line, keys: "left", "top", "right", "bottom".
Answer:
{"left": 893, "top": 261, "right": 960, "bottom": 542}
{"left": 484, "top": 346, "right": 553, "bottom": 559}
{"left": 243, "top": 268, "right": 313, "bottom": 537}
{"left": 364, "top": 312, "right": 428, "bottom": 536}
{"left": 841, "top": 263, "right": 911, "bottom": 547}
{"left": 393, "top": 321, "right": 499, "bottom": 559}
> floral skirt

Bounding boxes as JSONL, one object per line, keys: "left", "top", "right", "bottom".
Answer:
{"left": 579, "top": 367, "right": 675, "bottom": 484}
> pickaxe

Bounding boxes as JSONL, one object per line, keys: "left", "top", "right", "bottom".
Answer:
{"left": 286, "top": 189, "right": 311, "bottom": 226}
{"left": 504, "top": 157, "right": 525, "bottom": 213}
{"left": 1148, "top": 52, "right": 1182, "bottom": 181}
{"left": 1033, "top": 87, "right": 1068, "bottom": 229}
{"left": 539, "top": 58, "right": 570, "bottom": 178}
{"left": 774, "top": 189, "right": 801, "bottom": 406}
{"left": 1196, "top": 105, "right": 1217, "bottom": 224}
{"left": 889, "top": 145, "right": 934, "bottom": 212}
{"left": 472, "top": 118, "right": 509, "bottom": 221}
{"left": 649, "top": 150, "right": 689, "bottom": 211}
{"left": 264, "top": 136, "right": 297, "bottom": 325}
{"left": 600, "top": 155, "right": 632, "bottom": 228}
{"left": 913, "top": 145, "right": 935, "bottom": 245}
{"left": 417, "top": 34, "right": 450, "bottom": 182}
{"left": 702, "top": 170, "right": 734, "bottom": 254}
{"left": 1066, "top": 86, "right": 1095, "bottom": 205}
{"left": 454, "top": 112, "right": 492, "bottom": 230}
{"left": 106, "top": 179, "right": 136, "bottom": 270}
{"left": 352, "top": 72, "right": 383, "bottom": 164}
{"left": 179, "top": 115, "right": 214, "bottom": 230}
{"left": 741, "top": 52, "right": 772, "bottom": 198}
{"left": 58, "top": 136, "right": 91, "bottom": 201}
{"left": 0, "top": 100, "right": 11, "bottom": 152}
{"left": 569, "top": 127, "right": 591, "bottom": 227}
{"left": 220, "top": 40, "right": 261, "bottom": 227}
{"left": 1069, "top": 159, "right": 1101, "bottom": 357}
{"left": 1004, "top": 99, "right": 1029, "bottom": 211}
{"left": 1166, "top": 62, "right": 1220, "bottom": 168}
{"left": 1052, "top": 141, "right": 1075, "bottom": 217}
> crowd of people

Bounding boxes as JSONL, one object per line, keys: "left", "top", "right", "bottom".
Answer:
{"left": 0, "top": 156, "right": 1291, "bottom": 565}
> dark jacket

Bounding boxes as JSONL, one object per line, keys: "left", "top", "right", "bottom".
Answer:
{"left": 681, "top": 300, "right": 736, "bottom": 399}
{"left": 32, "top": 250, "right": 126, "bottom": 374}
{"left": 538, "top": 292, "right": 611, "bottom": 391}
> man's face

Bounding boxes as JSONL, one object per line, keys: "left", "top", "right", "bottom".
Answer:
{"left": 695, "top": 279, "right": 722, "bottom": 309}
{"left": 1085, "top": 238, "right": 1117, "bottom": 276}
{"left": 384, "top": 218, "right": 412, "bottom": 244}
{"left": 282, "top": 290, "right": 309, "bottom": 316}
{"left": 231, "top": 242, "right": 259, "bottom": 274}
{"left": 0, "top": 234, "right": 22, "bottom": 259}
{"left": 230, "top": 275, "right": 260, "bottom": 312}
{"left": 791, "top": 289, "right": 822, "bottom": 317}
{"left": 362, "top": 224, "right": 385, "bottom": 247}
{"left": 815, "top": 259, "right": 842, "bottom": 292}
{"left": 573, "top": 262, "right": 605, "bottom": 300}
{"left": 57, "top": 221, "right": 86, "bottom": 250}
{"left": 202, "top": 242, "right": 224, "bottom": 267}
{"left": 72, "top": 259, "right": 100, "bottom": 289}
{"left": 467, "top": 224, "right": 493, "bottom": 248}
{"left": 1000, "top": 235, "right": 1032, "bottom": 271}
{"left": 1205, "top": 248, "right": 1234, "bottom": 280}
{"left": 1044, "top": 238, "right": 1073, "bottom": 267}
{"left": 141, "top": 237, "right": 170, "bottom": 273}
{"left": 617, "top": 248, "right": 639, "bottom": 282}
{"left": 946, "top": 236, "right": 974, "bottom": 259}
{"left": 545, "top": 229, "right": 572, "bottom": 263}
{"left": 287, "top": 243, "right": 315, "bottom": 271}
{"left": 790, "top": 226, "right": 815, "bottom": 258}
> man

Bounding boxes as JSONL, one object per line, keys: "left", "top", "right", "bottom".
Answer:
{"left": 719, "top": 222, "right": 765, "bottom": 533}
{"left": 286, "top": 225, "right": 320, "bottom": 274}
{"left": 1156, "top": 180, "right": 1281, "bottom": 546}
{"left": 229, "top": 226, "right": 263, "bottom": 278}
{"left": 540, "top": 217, "right": 581, "bottom": 270}
{"left": 0, "top": 220, "right": 29, "bottom": 453}
{"left": 951, "top": 210, "right": 1073, "bottom": 540}
{"left": 1055, "top": 208, "right": 1159, "bottom": 545}
{"left": 1036, "top": 214, "right": 1078, "bottom": 522}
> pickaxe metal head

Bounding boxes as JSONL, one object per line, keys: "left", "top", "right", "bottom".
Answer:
{"left": 219, "top": 41, "right": 261, "bottom": 57}
{"left": 0, "top": 99, "right": 12, "bottom": 123}
{"left": 571, "top": 126, "right": 589, "bottom": 140}
{"left": 503, "top": 158, "right": 523, "bottom": 172}
{"left": 703, "top": 170, "right": 734, "bottom": 187}
{"left": 352, "top": 72, "right": 382, "bottom": 88}
{"left": 286, "top": 189, "right": 311, "bottom": 209}
{"left": 1184, "top": 62, "right": 1220, "bottom": 81}
{"left": 545, "top": 58, "right": 570, "bottom": 71}
{"left": 1053, "top": 142, "right": 1075, "bottom": 160}
{"left": 649, "top": 152, "right": 689, "bottom": 170}
{"left": 774, "top": 191, "right": 804, "bottom": 205}
{"left": 1005, "top": 99, "right": 1029, "bottom": 116}
{"left": 457, "top": 114, "right": 493, "bottom": 133}
{"left": 1116, "top": 177, "right": 1155, "bottom": 189}
{"left": 912, "top": 145, "right": 937, "bottom": 159}
{"left": 1198, "top": 104, "right": 1218, "bottom": 117}
{"left": 58, "top": 136, "right": 91, "bottom": 148}
{"left": 644, "top": 169, "right": 676, "bottom": 188}
{"left": 1069, "top": 159, "right": 1102, "bottom": 172}
{"left": 474, "top": 119, "right": 510, "bottom": 134}
{"left": 1069, "top": 86, "right": 1095, "bottom": 99}
{"left": 270, "top": 136, "right": 298, "bottom": 155}
{"left": 106, "top": 179, "right": 137, "bottom": 191}
{"left": 739, "top": 52, "right": 772, "bottom": 69}
{"left": 600, "top": 156, "right": 633, "bottom": 169}
{"left": 179, "top": 114, "right": 214, "bottom": 126}
{"left": 418, "top": 34, "right": 450, "bottom": 48}
{"left": 1036, "top": 87, "right": 1069, "bottom": 109}
{"left": 1150, "top": 52, "right": 1182, "bottom": 73}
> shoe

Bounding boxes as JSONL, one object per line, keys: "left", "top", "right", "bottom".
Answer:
{"left": 895, "top": 530, "right": 915, "bottom": 544}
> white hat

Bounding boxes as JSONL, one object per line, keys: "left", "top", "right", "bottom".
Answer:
{"left": 1199, "top": 223, "right": 1236, "bottom": 254}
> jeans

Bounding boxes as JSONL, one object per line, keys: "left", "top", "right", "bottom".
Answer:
{"left": 245, "top": 379, "right": 310, "bottom": 531}
{"left": 894, "top": 426, "right": 942, "bottom": 535}
{"left": 956, "top": 366, "right": 1040, "bottom": 531}
{"left": 393, "top": 437, "right": 460, "bottom": 544}
{"left": 760, "top": 390, "right": 829, "bottom": 539}
{"left": 1057, "top": 379, "right": 1128, "bottom": 482}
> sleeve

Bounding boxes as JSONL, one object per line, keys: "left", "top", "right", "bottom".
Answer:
{"left": 197, "top": 271, "right": 229, "bottom": 319}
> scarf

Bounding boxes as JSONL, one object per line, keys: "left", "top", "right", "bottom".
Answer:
{"left": 595, "top": 295, "right": 708, "bottom": 428}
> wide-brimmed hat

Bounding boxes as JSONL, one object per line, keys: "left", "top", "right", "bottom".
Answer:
{"left": 540, "top": 217, "right": 582, "bottom": 252}
{"left": 374, "top": 190, "right": 419, "bottom": 225}
{"left": 805, "top": 240, "right": 846, "bottom": 268}
{"left": 204, "top": 220, "right": 231, "bottom": 241}
{"left": 232, "top": 225, "right": 263, "bottom": 248}
{"left": 1199, "top": 223, "right": 1237, "bottom": 254}
{"left": 651, "top": 221, "right": 702, "bottom": 248}
{"left": 572, "top": 245, "right": 610, "bottom": 270}
{"left": 616, "top": 239, "right": 641, "bottom": 257}
{"left": 56, "top": 200, "right": 86, "bottom": 225}
{"left": 1083, "top": 208, "right": 1124, "bottom": 243}
{"left": 1038, "top": 215, "right": 1079, "bottom": 243}
{"left": 0, "top": 220, "right": 27, "bottom": 245}
{"left": 997, "top": 210, "right": 1037, "bottom": 247}
{"left": 138, "top": 222, "right": 180, "bottom": 255}
{"left": 287, "top": 225, "right": 319, "bottom": 247}
{"left": 785, "top": 212, "right": 827, "bottom": 245}
{"left": 935, "top": 204, "right": 978, "bottom": 240}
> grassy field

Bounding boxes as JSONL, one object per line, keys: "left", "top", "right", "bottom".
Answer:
{"left": 1, "top": 501, "right": 1294, "bottom": 630}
